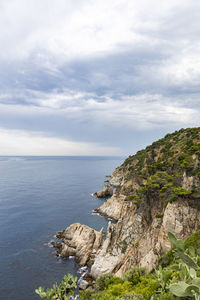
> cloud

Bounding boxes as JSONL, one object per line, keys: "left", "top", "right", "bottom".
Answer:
{"left": 0, "top": 0, "right": 200, "bottom": 155}
{"left": 0, "top": 0, "right": 137, "bottom": 62}
{"left": 1, "top": 0, "right": 200, "bottom": 96}
{"left": 0, "top": 89, "right": 199, "bottom": 131}
{"left": 0, "top": 88, "right": 199, "bottom": 155}
{"left": 1, "top": 0, "right": 198, "bottom": 63}
{"left": 0, "top": 128, "right": 120, "bottom": 156}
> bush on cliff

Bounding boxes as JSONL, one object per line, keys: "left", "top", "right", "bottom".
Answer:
{"left": 79, "top": 230, "right": 200, "bottom": 300}
{"left": 122, "top": 128, "right": 200, "bottom": 210}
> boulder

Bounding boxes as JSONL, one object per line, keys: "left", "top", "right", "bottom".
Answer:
{"left": 94, "top": 185, "right": 113, "bottom": 198}
{"left": 79, "top": 280, "right": 89, "bottom": 290}
{"left": 55, "top": 223, "right": 104, "bottom": 267}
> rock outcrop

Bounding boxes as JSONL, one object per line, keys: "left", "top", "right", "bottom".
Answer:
{"left": 90, "top": 221, "right": 123, "bottom": 278}
{"left": 94, "top": 185, "right": 113, "bottom": 198}
{"left": 79, "top": 280, "right": 89, "bottom": 290}
{"left": 94, "top": 190, "right": 128, "bottom": 221}
{"left": 56, "top": 223, "right": 104, "bottom": 266}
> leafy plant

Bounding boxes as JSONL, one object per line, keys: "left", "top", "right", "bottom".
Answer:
{"left": 168, "top": 231, "right": 200, "bottom": 299}
{"left": 35, "top": 274, "right": 77, "bottom": 300}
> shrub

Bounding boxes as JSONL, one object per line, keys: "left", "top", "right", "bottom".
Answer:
{"left": 120, "top": 240, "right": 128, "bottom": 254}
{"left": 95, "top": 273, "right": 114, "bottom": 291}
{"left": 184, "top": 230, "right": 200, "bottom": 253}
{"left": 79, "top": 290, "right": 93, "bottom": 300}
{"left": 122, "top": 267, "right": 146, "bottom": 285}
{"left": 132, "top": 275, "right": 160, "bottom": 299}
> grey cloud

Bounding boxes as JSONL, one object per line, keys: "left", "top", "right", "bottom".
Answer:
{"left": 0, "top": 0, "right": 200, "bottom": 155}
{"left": 0, "top": 90, "right": 199, "bottom": 150}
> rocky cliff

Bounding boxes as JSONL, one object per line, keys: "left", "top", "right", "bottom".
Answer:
{"left": 55, "top": 223, "right": 104, "bottom": 267}
{"left": 55, "top": 128, "right": 200, "bottom": 280}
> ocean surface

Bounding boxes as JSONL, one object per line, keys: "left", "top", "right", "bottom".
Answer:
{"left": 0, "top": 156, "right": 124, "bottom": 300}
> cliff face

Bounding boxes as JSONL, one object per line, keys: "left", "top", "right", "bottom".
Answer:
{"left": 56, "top": 128, "right": 200, "bottom": 279}
{"left": 91, "top": 198, "right": 200, "bottom": 278}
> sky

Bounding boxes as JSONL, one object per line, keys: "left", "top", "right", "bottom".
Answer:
{"left": 0, "top": 0, "right": 200, "bottom": 156}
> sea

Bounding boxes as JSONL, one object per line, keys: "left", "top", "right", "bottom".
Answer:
{"left": 0, "top": 156, "right": 124, "bottom": 300}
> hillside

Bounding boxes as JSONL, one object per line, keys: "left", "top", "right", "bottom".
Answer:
{"left": 91, "top": 127, "right": 200, "bottom": 277}
{"left": 95, "top": 128, "right": 200, "bottom": 222}
{"left": 53, "top": 127, "right": 200, "bottom": 297}
{"left": 111, "top": 127, "right": 200, "bottom": 194}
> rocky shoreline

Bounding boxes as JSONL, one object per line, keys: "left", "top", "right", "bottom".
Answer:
{"left": 53, "top": 182, "right": 122, "bottom": 288}
{"left": 54, "top": 180, "right": 200, "bottom": 287}
{"left": 53, "top": 128, "right": 200, "bottom": 288}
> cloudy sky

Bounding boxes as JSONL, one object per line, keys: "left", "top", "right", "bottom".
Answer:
{"left": 0, "top": 0, "right": 199, "bottom": 155}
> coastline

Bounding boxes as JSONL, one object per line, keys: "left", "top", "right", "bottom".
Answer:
{"left": 53, "top": 128, "right": 200, "bottom": 288}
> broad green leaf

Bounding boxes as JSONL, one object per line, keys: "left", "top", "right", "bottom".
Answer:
{"left": 168, "top": 232, "right": 178, "bottom": 246}
{"left": 168, "top": 232, "right": 184, "bottom": 251}
{"left": 188, "top": 246, "right": 195, "bottom": 257}
{"left": 185, "top": 285, "right": 199, "bottom": 296}
{"left": 170, "top": 282, "right": 193, "bottom": 297}
{"left": 192, "top": 278, "right": 200, "bottom": 288}
{"left": 179, "top": 265, "right": 187, "bottom": 280}
{"left": 189, "top": 268, "right": 197, "bottom": 278}
{"left": 176, "top": 240, "right": 185, "bottom": 251}
{"left": 177, "top": 250, "right": 198, "bottom": 270}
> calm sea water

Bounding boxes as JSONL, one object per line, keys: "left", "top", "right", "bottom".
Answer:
{"left": 0, "top": 156, "right": 124, "bottom": 300}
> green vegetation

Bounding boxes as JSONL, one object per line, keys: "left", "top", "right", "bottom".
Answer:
{"left": 122, "top": 128, "right": 200, "bottom": 211}
{"left": 36, "top": 230, "right": 200, "bottom": 299}
{"left": 159, "top": 230, "right": 200, "bottom": 269}
{"left": 120, "top": 240, "right": 128, "bottom": 254}
{"left": 155, "top": 213, "right": 164, "bottom": 219}
{"left": 122, "top": 127, "right": 200, "bottom": 178}
{"left": 185, "top": 231, "right": 200, "bottom": 251}
{"left": 128, "top": 170, "right": 199, "bottom": 210}
{"left": 79, "top": 271, "right": 159, "bottom": 300}
{"left": 77, "top": 231, "right": 200, "bottom": 300}
{"left": 36, "top": 231, "right": 200, "bottom": 300}
{"left": 35, "top": 274, "right": 77, "bottom": 300}
{"left": 168, "top": 232, "right": 200, "bottom": 299}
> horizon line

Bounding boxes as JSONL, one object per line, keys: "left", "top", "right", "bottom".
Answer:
{"left": 0, "top": 155, "right": 126, "bottom": 157}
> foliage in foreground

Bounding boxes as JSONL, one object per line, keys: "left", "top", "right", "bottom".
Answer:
{"left": 35, "top": 274, "right": 77, "bottom": 300}
{"left": 79, "top": 231, "right": 200, "bottom": 300}
{"left": 36, "top": 230, "right": 200, "bottom": 299}
{"left": 168, "top": 232, "right": 200, "bottom": 299}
